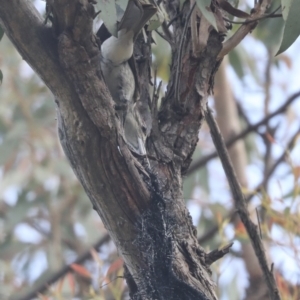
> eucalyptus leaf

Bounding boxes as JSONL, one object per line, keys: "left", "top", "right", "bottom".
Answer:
{"left": 281, "top": 0, "right": 294, "bottom": 21}
{"left": 276, "top": 0, "right": 300, "bottom": 54}
{"left": 0, "top": 69, "right": 2, "bottom": 85}
{"left": 116, "top": 0, "right": 128, "bottom": 11}
{"left": 98, "top": 0, "right": 118, "bottom": 37}
{"left": 253, "top": 0, "right": 284, "bottom": 52}
{"left": 195, "top": 0, "right": 218, "bottom": 31}
{"left": 148, "top": 6, "right": 165, "bottom": 31}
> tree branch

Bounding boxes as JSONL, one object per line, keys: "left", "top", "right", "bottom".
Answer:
{"left": 0, "top": 0, "right": 152, "bottom": 289}
{"left": 0, "top": 0, "right": 76, "bottom": 104}
{"left": 218, "top": 0, "right": 272, "bottom": 59}
{"left": 205, "top": 242, "right": 233, "bottom": 265}
{"left": 174, "top": 2, "right": 196, "bottom": 104}
{"left": 223, "top": 6, "right": 282, "bottom": 25}
{"left": 205, "top": 106, "right": 281, "bottom": 300}
{"left": 150, "top": 1, "right": 224, "bottom": 174}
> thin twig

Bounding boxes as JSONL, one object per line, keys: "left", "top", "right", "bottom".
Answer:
{"left": 175, "top": 2, "right": 196, "bottom": 105}
{"left": 223, "top": 6, "right": 282, "bottom": 25}
{"left": 99, "top": 275, "right": 124, "bottom": 289}
{"left": 161, "top": 21, "right": 173, "bottom": 41}
{"left": 218, "top": 0, "right": 272, "bottom": 59}
{"left": 261, "top": 50, "right": 274, "bottom": 226}
{"left": 223, "top": 13, "right": 282, "bottom": 24}
{"left": 205, "top": 105, "right": 281, "bottom": 300}
{"left": 167, "top": 14, "right": 180, "bottom": 28}
{"left": 152, "top": 67, "right": 162, "bottom": 121}
{"left": 236, "top": 101, "right": 265, "bottom": 140}
{"left": 153, "top": 81, "right": 162, "bottom": 120}
{"left": 151, "top": 68, "right": 157, "bottom": 113}
{"left": 205, "top": 242, "right": 234, "bottom": 265}
{"left": 188, "top": 91, "right": 300, "bottom": 176}
{"left": 261, "top": 127, "right": 300, "bottom": 187}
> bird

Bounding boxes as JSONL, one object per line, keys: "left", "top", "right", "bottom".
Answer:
{"left": 100, "top": 0, "right": 157, "bottom": 156}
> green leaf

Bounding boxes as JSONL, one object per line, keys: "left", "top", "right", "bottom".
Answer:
{"left": 148, "top": 6, "right": 165, "bottom": 31}
{"left": 116, "top": 0, "right": 128, "bottom": 11}
{"left": 0, "top": 70, "right": 2, "bottom": 85}
{"left": 0, "top": 25, "right": 4, "bottom": 41}
{"left": 98, "top": 0, "right": 118, "bottom": 37}
{"left": 253, "top": 0, "right": 284, "bottom": 52}
{"left": 255, "top": 16, "right": 284, "bottom": 51}
{"left": 281, "top": 0, "right": 294, "bottom": 20}
{"left": 276, "top": 0, "right": 300, "bottom": 54}
{"left": 195, "top": 0, "right": 218, "bottom": 31}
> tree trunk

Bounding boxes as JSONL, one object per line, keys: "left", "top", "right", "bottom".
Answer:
{"left": 0, "top": 0, "right": 225, "bottom": 298}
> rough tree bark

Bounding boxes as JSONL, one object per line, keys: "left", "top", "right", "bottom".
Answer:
{"left": 0, "top": 0, "right": 226, "bottom": 299}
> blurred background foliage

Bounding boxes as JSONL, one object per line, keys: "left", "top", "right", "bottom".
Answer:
{"left": 0, "top": 0, "right": 300, "bottom": 299}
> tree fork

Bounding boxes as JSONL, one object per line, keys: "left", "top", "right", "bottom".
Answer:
{"left": 0, "top": 0, "right": 226, "bottom": 299}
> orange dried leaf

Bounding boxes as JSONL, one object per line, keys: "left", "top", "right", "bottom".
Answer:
{"left": 106, "top": 257, "right": 123, "bottom": 276}
{"left": 70, "top": 263, "right": 91, "bottom": 278}
{"left": 235, "top": 221, "right": 247, "bottom": 235}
